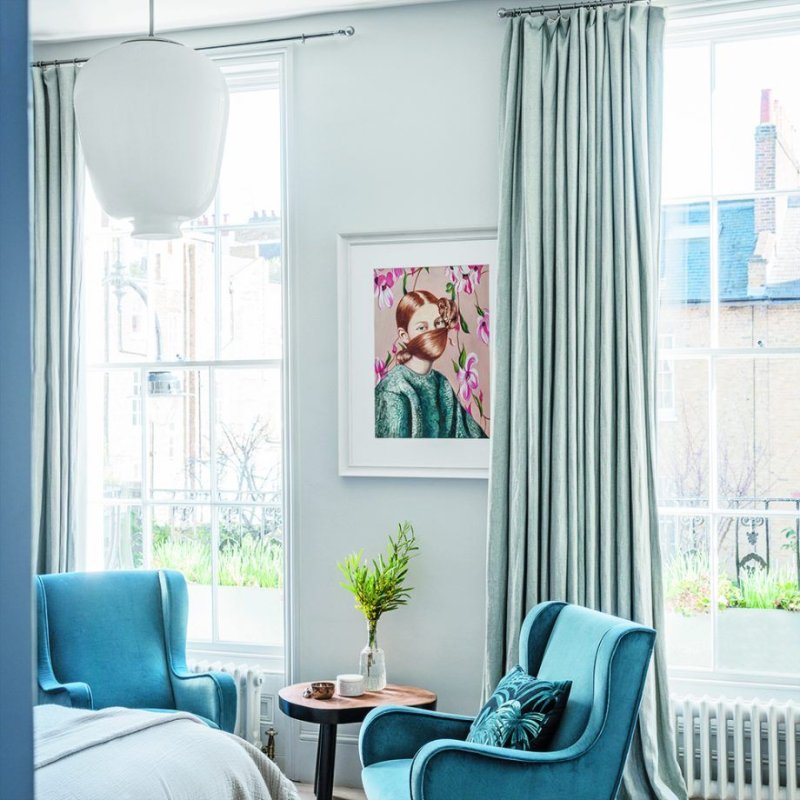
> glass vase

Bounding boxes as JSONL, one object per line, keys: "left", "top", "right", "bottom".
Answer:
{"left": 359, "top": 620, "right": 386, "bottom": 691}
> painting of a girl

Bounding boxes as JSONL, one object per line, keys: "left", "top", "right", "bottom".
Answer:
{"left": 373, "top": 265, "right": 490, "bottom": 439}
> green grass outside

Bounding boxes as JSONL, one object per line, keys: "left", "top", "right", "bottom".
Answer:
{"left": 152, "top": 535, "right": 283, "bottom": 589}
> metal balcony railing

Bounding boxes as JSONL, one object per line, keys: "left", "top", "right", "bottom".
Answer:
{"left": 660, "top": 496, "right": 800, "bottom": 589}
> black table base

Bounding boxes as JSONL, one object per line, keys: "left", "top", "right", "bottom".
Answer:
{"left": 314, "top": 723, "right": 338, "bottom": 800}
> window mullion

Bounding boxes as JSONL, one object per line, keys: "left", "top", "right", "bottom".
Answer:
{"left": 207, "top": 167, "right": 225, "bottom": 644}
{"left": 209, "top": 365, "right": 220, "bottom": 644}
{"left": 706, "top": 41, "right": 721, "bottom": 673}
{"left": 141, "top": 365, "right": 152, "bottom": 569}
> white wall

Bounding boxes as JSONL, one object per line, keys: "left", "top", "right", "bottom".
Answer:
{"left": 34, "top": 0, "right": 507, "bottom": 785}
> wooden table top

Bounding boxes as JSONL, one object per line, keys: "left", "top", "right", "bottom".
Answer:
{"left": 278, "top": 683, "right": 437, "bottom": 725}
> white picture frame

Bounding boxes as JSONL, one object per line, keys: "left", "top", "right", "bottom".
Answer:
{"left": 338, "top": 228, "right": 497, "bottom": 478}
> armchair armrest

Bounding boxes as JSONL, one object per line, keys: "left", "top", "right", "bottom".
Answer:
{"left": 37, "top": 676, "right": 93, "bottom": 709}
{"left": 410, "top": 739, "right": 593, "bottom": 800}
{"left": 170, "top": 669, "right": 237, "bottom": 733}
{"left": 360, "top": 707, "right": 474, "bottom": 767}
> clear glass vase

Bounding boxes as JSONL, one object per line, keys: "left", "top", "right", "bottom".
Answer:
{"left": 359, "top": 620, "right": 386, "bottom": 691}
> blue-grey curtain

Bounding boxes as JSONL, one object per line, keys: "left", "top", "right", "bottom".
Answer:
{"left": 485, "top": 6, "right": 687, "bottom": 800}
{"left": 31, "top": 64, "right": 84, "bottom": 574}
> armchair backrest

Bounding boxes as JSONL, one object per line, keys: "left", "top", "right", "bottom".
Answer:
{"left": 37, "top": 570, "right": 188, "bottom": 711}
{"left": 519, "top": 602, "right": 655, "bottom": 757}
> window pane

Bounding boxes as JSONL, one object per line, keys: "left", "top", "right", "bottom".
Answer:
{"left": 148, "top": 368, "right": 210, "bottom": 501}
{"left": 219, "top": 226, "right": 282, "bottom": 359}
{"left": 103, "top": 505, "right": 143, "bottom": 570}
{"left": 715, "top": 515, "right": 800, "bottom": 675}
{"left": 713, "top": 36, "right": 800, "bottom": 195}
{"left": 716, "top": 358, "right": 800, "bottom": 508}
{"left": 217, "top": 505, "right": 284, "bottom": 646}
{"left": 217, "top": 88, "right": 282, "bottom": 226}
{"left": 215, "top": 368, "right": 282, "bottom": 503}
{"left": 98, "top": 370, "right": 142, "bottom": 499}
{"left": 718, "top": 195, "right": 800, "bottom": 347}
{"left": 145, "top": 234, "right": 215, "bottom": 362}
{"left": 84, "top": 222, "right": 215, "bottom": 363}
{"left": 660, "top": 203, "right": 711, "bottom": 348}
{"left": 657, "top": 359, "right": 709, "bottom": 507}
{"left": 151, "top": 505, "right": 213, "bottom": 641}
{"left": 662, "top": 45, "right": 711, "bottom": 199}
{"left": 661, "top": 514, "right": 713, "bottom": 669}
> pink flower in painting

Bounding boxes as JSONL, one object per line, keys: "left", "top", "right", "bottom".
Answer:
{"left": 375, "top": 357, "right": 390, "bottom": 385}
{"left": 456, "top": 352, "right": 480, "bottom": 405}
{"left": 374, "top": 269, "right": 404, "bottom": 310}
{"left": 447, "top": 266, "right": 476, "bottom": 295}
{"left": 477, "top": 311, "right": 490, "bottom": 345}
{"left": 468, "top": 265, "right": 484, "bottom": 285}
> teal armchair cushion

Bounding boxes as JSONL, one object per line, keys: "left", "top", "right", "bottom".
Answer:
{"left": 466, "top": 666, "right": 571, "bottom": 750}
{"left": 36, "top": 570, "right": 237, "bottom": 733}
{"left": 360, "top": 601, "right": 656, "bottom": 800}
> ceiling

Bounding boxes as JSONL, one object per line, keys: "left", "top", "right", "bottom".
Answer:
{"left": 30, "top": 0, "right": 457, "bottom": 42}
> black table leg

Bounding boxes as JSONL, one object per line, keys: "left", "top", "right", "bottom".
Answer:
{"left": 314, "top": 728, "right": 322, "bottom": 795}
{"left": 315, "top": 723, "right": 337, "bottom": 800}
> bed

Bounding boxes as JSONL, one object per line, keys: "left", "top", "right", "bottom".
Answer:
{"left": 35, "top": 705, "right": 300, "bottom": 800}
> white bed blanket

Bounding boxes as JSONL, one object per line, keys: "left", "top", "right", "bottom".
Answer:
{"left": 34, "top": 705, "right": 299, "bottom": 800}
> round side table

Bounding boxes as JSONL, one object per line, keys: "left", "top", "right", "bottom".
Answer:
{"left": 278, "top": 683, "right": 437, "bottom": 800}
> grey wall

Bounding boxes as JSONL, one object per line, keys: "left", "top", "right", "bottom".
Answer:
{"left": 34, "top": 0, "right": 507, "bottom": 785}
{"left": 0, "top": 0, "right": 34, "bottom": 797}
{"left": 286, "top": 3, "right": 504, "bottom": 781}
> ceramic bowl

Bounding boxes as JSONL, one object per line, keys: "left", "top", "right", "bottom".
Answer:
{"left": 303, "top": 681, "right": 336, "bottom": 700}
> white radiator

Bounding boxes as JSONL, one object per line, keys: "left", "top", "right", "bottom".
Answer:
{"left": 190, "top": 660, "right": 264, "bottom": 745}
{"left": 672, "top": 695, "right": 800, "bottom": 800}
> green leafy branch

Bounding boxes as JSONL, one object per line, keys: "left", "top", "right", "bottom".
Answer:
{"left": 337, "top": 522, "right": 419, "bottom": 635}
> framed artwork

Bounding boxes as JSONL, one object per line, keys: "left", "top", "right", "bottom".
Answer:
{"left": 338, "top": 228, "right": 496, "bottom": 478}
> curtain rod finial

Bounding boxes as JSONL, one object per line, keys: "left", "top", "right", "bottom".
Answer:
{"left": 343, "top": 26, "right": 355, "bottom": 36}
{"left": 498, "top": 7, "right": 508, "bottom": 17}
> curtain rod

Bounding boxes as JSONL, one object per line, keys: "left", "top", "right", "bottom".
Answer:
{"left": 498, "top": 0, "right": 647, "bottom": 17}
{"left": 31, "top": 26, "right": 355, "bottom": 68}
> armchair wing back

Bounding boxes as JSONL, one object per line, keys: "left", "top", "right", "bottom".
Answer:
{"left": 359, "top": 601, "right": 656, "bottom": 800}
{"left": 36, "top": 570, "right": 237, "bottom": 732}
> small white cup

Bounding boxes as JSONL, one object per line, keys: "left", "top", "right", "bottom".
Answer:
{"left": 337, "top": 673, "right": 365, "bottom": 697}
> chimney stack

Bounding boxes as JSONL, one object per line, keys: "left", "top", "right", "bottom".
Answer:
{"left": 760, "top": 88, "right": 771, "bottom": 124}
{"left": 754, "top": 88, "right": 800, "bottom": 235}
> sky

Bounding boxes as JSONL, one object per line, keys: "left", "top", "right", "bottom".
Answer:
{"left": 663, "top": 33, "right": 800, "bottom": 200}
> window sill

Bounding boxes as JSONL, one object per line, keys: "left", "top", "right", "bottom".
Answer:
{"left": 668, "top": 667, "right": 800, "bottom": 703}
{"left": 187, "top": 642, "right": 285, "bottom": 674}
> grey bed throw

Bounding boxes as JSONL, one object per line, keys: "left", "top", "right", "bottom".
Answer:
{"left": 35, "top": 705, "right": 299, "bottom": 800}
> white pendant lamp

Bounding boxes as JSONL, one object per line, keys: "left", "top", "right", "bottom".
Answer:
{"left": 74, "top": 1, "right": 229, "bottom": 240}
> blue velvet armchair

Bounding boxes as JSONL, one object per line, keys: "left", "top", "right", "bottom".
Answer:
{"left": 359, "top": 601, "right": 656, "bottom": 800}
{"left": 36, "top": 569, "right": 237, "bottom": 732}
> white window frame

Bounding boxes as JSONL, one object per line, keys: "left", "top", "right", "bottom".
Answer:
{"left": 84, "top": 50, "right": 293, "bottom": 671}
{"left": 660, "top": 9, "right": 800, "bottom": 695}
{"left": 657, "top": 335, "right": 677, "bottom": 421}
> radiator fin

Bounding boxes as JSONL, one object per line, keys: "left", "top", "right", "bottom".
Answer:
{"left": 672, "top": 695, "right": 800, "bottom": 800}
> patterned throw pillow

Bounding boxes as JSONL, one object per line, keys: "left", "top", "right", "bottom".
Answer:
{"left": 467, "top": 666, "right": 571, "bottom": 751}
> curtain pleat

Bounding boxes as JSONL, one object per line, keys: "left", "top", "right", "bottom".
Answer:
{"left": 31, "top": 64, "right": 84, "bottom": 575}
{"left": 485, "top": 7, "right": 687, "bottom": 799}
